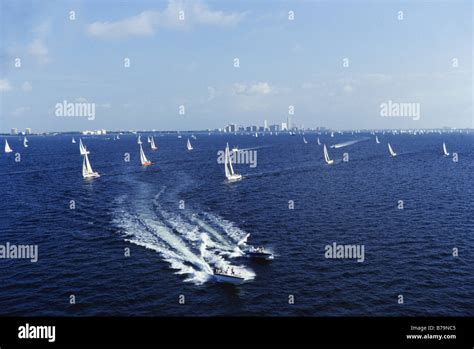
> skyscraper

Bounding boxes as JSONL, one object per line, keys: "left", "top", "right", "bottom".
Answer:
{"left": 287, "top": 116, "right": 292, "bottom": 130}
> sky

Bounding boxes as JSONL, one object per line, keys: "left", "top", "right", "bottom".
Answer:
{"left": 0, "top": 0, "right": 472, "bottom": 132}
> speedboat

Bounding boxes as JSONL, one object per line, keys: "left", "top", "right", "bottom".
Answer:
{"left": 212, "top": 268, "right": 245, "bottom": 285}
{"left": 245, "top": 247, "right": 274, "bottom": 260}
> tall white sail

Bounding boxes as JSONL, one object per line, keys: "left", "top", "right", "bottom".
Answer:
{"left": 330, "top": 132, "right": 334, "bottom": 138}
{"left": 140, "top": 144, "right": 151, "bottom": 166}
{"left": 224, "top": 144, "right": 231, "bottom": 178}
{"left": 388, "top": 143, "right": 397, "bottom": 157}
{"left": 79, "top": 139, "right": 89, "bottom": 155}
{"left": 323, "top": 144, "right": 334, "bottom": 164}
{"left": 443, "top": 142, "right": 449, "bottom": 156}
{"left": 23, "top": 137, "right": 28, "bottom": 148}
{"left": 137, "top": 135, "right": 142, "bottom": 145}
{"left": 4, "top": 139, "right": 12, "bottom": 153}
{"left": 224, "top": 143, "right": 242, "bottom": 181}
{"left": 82, "top": 152, "right": 100, "bottom": 178}
{"left": 375, "top": 136, "right": 380, "bottom": 144}
{"left": 150, "top": 136, "right": 157, "bottom": 150}
{"left": 187, "top": 138, "right": 193, "bottom": 151}
{"left": 303, "top": 137, "right": 308, "bottom": 144}
{"left": 72, "top": 137, "right": 76, "bottom": 143}
{"left": 317, "top": 137, "right": 321, "bottom": 146}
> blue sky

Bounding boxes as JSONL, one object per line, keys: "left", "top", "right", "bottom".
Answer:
{"left": 0, "top": 0, "right": 472, "bottom": 132}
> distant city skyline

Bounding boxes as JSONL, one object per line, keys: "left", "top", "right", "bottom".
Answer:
{"left": 0, "top": 0, "right": 472, "bottom": 133}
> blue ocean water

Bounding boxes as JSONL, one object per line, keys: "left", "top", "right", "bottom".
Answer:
{"left": 0, "top": 132, "right": 473, "bottom": 316}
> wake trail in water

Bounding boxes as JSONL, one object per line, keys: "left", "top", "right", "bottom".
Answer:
{"left": 112, "top": 180, "right": 255, "bottom": 285}
{"left": 330, "top": 138, "right": 369, "bottom": 149}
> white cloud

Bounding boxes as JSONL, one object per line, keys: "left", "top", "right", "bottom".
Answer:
{"left": 28, "top": 22, "right": 51, "bottom": 64}
{"left": 99, "top": 102, "right": 112, "bottom": 109}
{"left": 11, "top": 106, "right": 31, "bottom": 115}
{"left": 233, "top": 82, "right": 274, "bottom": 95}
{"left": 88, "top": 11, "right": 158, "bottom": 39}
{"left": 343, "top": 84, "right": 354, "bottom": 93}
{"left": 207, "top": 86, "right": 216, "bottom": 101}
{"left": 22, "top": 81, "right": 32, "bottom": 92}
{"left": 87, "top": 0, "right": 245, "bottom": 39}
{"left": 0, "top": 79, "right": 12, "bottom": 92}
{"left": 28, "top": 38, "right": 50, "bottom": 64}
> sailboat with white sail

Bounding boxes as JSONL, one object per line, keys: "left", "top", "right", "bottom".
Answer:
{"left": 388, "top": 143, "right": 397, "bottom": 157}
{"left": 82, "top": 152, "right": 100, "bottom": 179}
{"left": 375, "top": 136, "right": 380, "bottom": 144}
{"left": 137, "top": 135, "right": 142, "bottom": 145}
{"left": 442, "top": 142, "right": 449, "bottom": 157}
{"left": 224, "top": 143, "right": 242, "bottom": 182}
{"left": 303, "top": 137, "right": 308, "bottom": 144}
{"left": 79, "top": 139, "right": 89, "bottom": 155}
{"left": 187, "top": 138, "right": 193, "bottom": 151}
{"left": 330, "top": 132, "right": 334, "bottom": 138}
{"left": 139, "top": 144, "right": 152, "bottom": 166}
{"left": 317, "top": 137, "right": 321, "bottom": 146}
{"left": 150, "top": 136, "right": 157, "bottom": 151}
{"left": 23, "top": 137, "right": 28, "bottom": 148}
{"left": 147, "top": 136, "right": 151, "bottom": 143}
{"left": 72, "top": 137, "right": 76, "bottom": 144}
{"left": 4, "top": 139, "right": 12, "bottom": 153}
{"left": 323, "top": 144, "right": 334, "bottom": 165}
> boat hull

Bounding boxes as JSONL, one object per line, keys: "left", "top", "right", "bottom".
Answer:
{"left": 226, "top": 174, "right": 242, "bottom": 182}
{"left": 213, "top": 274, "right": 245, "bottom": 285}
{"left": 83, "top": 172, "right": 100, "bottom": 179}
{"left": 246, "top": 252, "right": 274, "bottom": 260}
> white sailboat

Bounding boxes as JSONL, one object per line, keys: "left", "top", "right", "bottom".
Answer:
{"left": 375, "top": 136, "right": 380, "bottom": 144}
{"left": 187, "top": 138, "right": 193, "bottom": 151}
{"left": 147, "top": 136, "right": 151, "bottom": 143}
{"left": 116, "top": 135, "right": 120, "bottom": 140}
{"left": 150, "top": 136, "right": 157, "bottom": 151}
{"left": 72, "top": 137, "right": 76, "bottom": 144}
{"left": 224, "top": 143, "right": 242, "bottom": 182}
{"left": 303, "top": 137, "right": 308, "bottom": 144}
{"left": 317, "top": 137, "right": 321, "bottom": 146}
{"left": 323, "top": 144, "right": 334, "bottom": 165}
{"left": 388, "top": 143, "right": 397, "bottom": 157}
{"left": 330, "top": 132, "right": 334, "bottom": 138}
{"left": 137, "top": 135, "right": 142, "bottom": 145}
{"left": 82, "top": 152, "right": 100, "bottom": 179}
{"left": 79, "top": 139, "right": 89, "bottom": 155}
{"left": 139, "top": 144, "right": 151, "bottom": 166}
{"left": 23, "top": 137, "right": 28, "bottom": 148}
{"left": 442, "top": 142, "right": 449, "bottom": 156}
{"left": 4, "top": 139, "right": 12, "bottom": 153}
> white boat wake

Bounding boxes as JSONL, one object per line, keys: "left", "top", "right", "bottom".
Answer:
{"left": 112, "top": 183, "right": 255, "bottom": 285}
{"left": 330, "top": 138, "right": 369, "bottom": 149}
